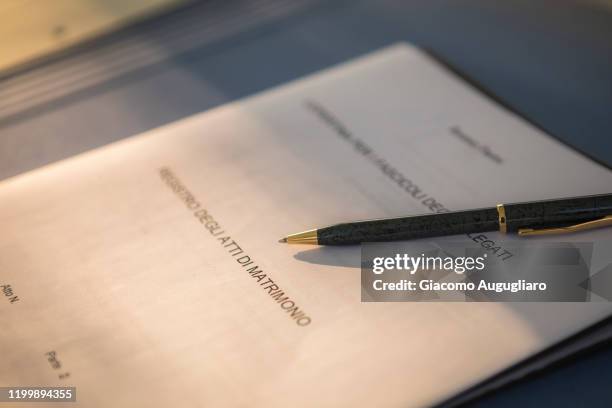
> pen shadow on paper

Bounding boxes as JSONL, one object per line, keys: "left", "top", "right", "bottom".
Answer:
{"left": 293, "top": 246, "right": 362, "bottom": 269}
{"left": 293, "top": 241, "right": 612, "bottom": 354}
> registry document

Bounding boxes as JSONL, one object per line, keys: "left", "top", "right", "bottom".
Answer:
{"left": 1, "top": 43, "right": 611, "bottom": 407}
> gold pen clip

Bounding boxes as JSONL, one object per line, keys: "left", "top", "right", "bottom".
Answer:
{"left": 518, "top": 215, "right": 612, "bottom": 236}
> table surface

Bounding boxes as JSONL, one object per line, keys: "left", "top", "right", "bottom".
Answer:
{"left": 1, "top": 0, "right": 611, "bottom": 406}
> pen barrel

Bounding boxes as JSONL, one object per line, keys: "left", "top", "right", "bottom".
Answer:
{"left": 317, "top": 193, "right": 612, "bottom": 245}
{"left": 504, "top": 193, "right": 612, "bottom": 232}
{"left": 318, "top": 208, "right": 499, "bottom": 245}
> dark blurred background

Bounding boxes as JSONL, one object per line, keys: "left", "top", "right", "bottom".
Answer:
{"left": 1, "top": 1, "right": 611, "bottom": 406}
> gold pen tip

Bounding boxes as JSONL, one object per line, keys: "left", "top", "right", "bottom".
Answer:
{"left": 278, "top": 237, "right": 288, "bottom": 243}
{"left": 277, "top": 229, "right": 318, "bottom": 245}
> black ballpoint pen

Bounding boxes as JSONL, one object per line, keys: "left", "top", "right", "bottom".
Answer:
{"left": 278, "top": 193, "right": 612, "bottom": 245}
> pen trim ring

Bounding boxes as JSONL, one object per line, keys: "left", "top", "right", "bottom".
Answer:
{"left": 496, "top": 204, "right": 507, "bottom": 233}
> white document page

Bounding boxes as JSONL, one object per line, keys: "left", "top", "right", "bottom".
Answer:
{"left": 1, "top": 43, "right": 611, "bottom": 408}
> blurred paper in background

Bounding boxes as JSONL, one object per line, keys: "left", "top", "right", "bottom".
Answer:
{"left": 0, "top": 0, "right": 187, "bottom": 73}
